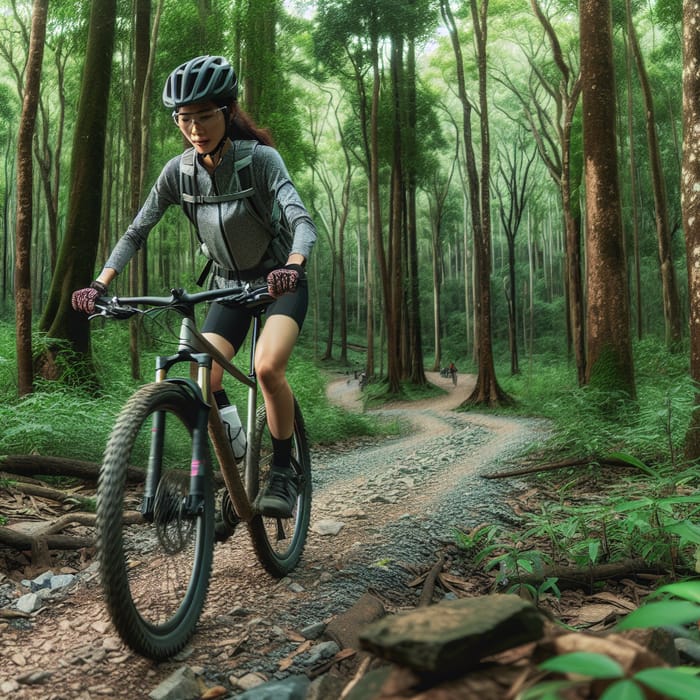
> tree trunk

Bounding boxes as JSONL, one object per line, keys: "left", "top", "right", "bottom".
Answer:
{"left": 683, "top": 0, "right": 700, "bottom": 460}
{"left": 529, "top": 0, "right": 585, "bottom": 385}
{"left": 389, "top": 35, "right": 405, "bottom": 385}
{"left": 128, "top": 0, "right": 151, "bottom": 381}
{"left": 443, "top": 0, "right": 508, "bottom": 406}
{"left": 14, "top": 0, "right": 49, "bottom": 397}
{"left": 37, "top": 0, "right": 117, "bottom": 377}
{"left": 406, "top": 36, "right": 426, "bottom": 386}
{"left": 580, "top": 0, "right": 636, "bottom": 398}
{"left": 623, "top": 28, "right": 643, "bottom": 341}
{"left": 626, "top": 0, "right": 683, "bottom": 351}
{"left": 369, "top": 29, "right": 398, "bottom": 392}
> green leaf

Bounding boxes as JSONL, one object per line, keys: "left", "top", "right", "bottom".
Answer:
{"left": 519, "top": 679, "right": 575, "bottom": 699}
{"left": 616, "top": 601, "right": 700, "bottom": 630}
{"left": 607, "top": 452, "right": 656, "bottom": 476}
{"left": 650, "top": 580, "right": 700, "bottom": 603}
{"left": 664, "top": 522, "right": 700, "bottom": 545}
{"left": 599, "top": 679, "right": 645, "bottom": 700}
{"left": 612, "top": 498, "right": 654, "bottom": 513}
{"left": 657, "top": 495, "right": 700, "bottom": 506}
{"left": 539, "top": 652, "right": 624, "bottom": 679}
{"left": 588, "top": 540, "right": 600, "bottom": 564}
{"left": 518, "top": 558, "right": 535, "bottom": 573}
{"left": 634, "top": 667, "right": 700, "bottom": 699}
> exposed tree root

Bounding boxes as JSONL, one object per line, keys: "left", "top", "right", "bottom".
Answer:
{"left": 483, "top": 454, "right": 640, "bottom": 479}
{"left": 0, "top": 454, "right": 144, "bottom": 483}
{"left": 516, "top": 558, "right": 666, "bottom": 592}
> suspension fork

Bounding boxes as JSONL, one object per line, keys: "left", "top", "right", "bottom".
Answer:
{"left": 141, "top": 351, "right": 213, "bottom": 519}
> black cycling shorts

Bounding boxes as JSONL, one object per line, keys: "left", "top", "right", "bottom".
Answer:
{"left": 202, "top": 279, "right": 308, "bottom": 351}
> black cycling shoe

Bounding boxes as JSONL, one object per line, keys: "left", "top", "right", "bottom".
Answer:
{"left": 215, "top": 491, "right": 239, "bottom": 542}
{"left": 257, "top": 467, "right": 298, "bottom": 518}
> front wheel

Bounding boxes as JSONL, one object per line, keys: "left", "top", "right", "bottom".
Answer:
{"left": 247, "top": 398, "right": 311, "bottom": 577}
{"left": 96, "top": 382, "right": 215, "bottom": 660}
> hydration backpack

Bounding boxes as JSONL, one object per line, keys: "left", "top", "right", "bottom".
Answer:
{"left": 179, "top": 140, "right": 291, "bottom": 283}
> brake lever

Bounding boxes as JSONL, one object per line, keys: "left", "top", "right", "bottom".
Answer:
{"left": 89, "top": 298, "right": 141, "bottom": 321}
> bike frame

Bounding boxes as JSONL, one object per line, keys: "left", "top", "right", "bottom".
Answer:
{"left": 124, "top": 292, "right": 268, "bottom": 526}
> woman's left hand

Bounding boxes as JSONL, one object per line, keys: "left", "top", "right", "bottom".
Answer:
{"left": 266, "top": 264, "right": 303, "bottom": 298}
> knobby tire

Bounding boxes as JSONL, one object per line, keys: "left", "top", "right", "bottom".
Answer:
{"left": 96, "top": 383, "right": 214, "bottom": 660}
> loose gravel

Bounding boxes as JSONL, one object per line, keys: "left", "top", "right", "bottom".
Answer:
{"left": 0, "top": 373, "right": 547, "bottom": 699}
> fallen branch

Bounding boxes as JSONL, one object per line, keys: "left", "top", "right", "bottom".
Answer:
{"left": 0, "top": 455, "right": 145, "bottom": 483}
{"left": 0, "top": 511, "right": 142, "bottom": 552}
{"left": 483, "top": 455, "right": 640, "bottom": 479}
{"left": 516, "top": 558, "right": 667, "bottom": 591}
{"left": 0, "top": 455, "right": 225, "bottom": 486}
{"left": 38, "top": 512, "right": 98, "bottom": 536}
{"left": 3, "top": 480, "right": 89, "bottom": 505}
{"left": 419, "top": 554, "right": 445, "bottom": 607}
{"left": 0, "top": 527, "right": 94, "bottom": 551}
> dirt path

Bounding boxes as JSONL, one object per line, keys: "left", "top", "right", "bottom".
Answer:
{"left": 0, "top": 372, "right": 541, "bottom": 699}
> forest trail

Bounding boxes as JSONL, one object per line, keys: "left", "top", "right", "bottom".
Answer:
{"left": 0, "top": 370, "right": 544, "bottom": 699}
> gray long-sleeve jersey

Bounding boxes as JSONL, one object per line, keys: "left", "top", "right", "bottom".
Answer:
{"left": 104, "top": 141, "right": 316, "bottom": 282}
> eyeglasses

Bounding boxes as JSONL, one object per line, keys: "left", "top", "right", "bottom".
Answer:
{"left": 172, "top": 106, "right": 226, "bottom": 128}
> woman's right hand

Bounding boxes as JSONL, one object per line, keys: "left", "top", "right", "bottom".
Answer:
{"left": 71, "top": 280, "right": 107, "bottom": 314}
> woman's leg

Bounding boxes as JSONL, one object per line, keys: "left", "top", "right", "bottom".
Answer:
{"left": 254, "top": 314, "right": 301, "bottom": 517}
{"left": 202, "top": 332, "right": 235, "bottom": 395}
{"left": 254, "top": 314, "right": 299, "bottom": 441}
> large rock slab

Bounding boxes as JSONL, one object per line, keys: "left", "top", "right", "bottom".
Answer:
{"left": 359, "top": 594, "right": 544, "bottom": 674}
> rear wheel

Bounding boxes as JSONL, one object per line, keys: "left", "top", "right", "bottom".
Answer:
{"left": 247, "top": 398, "right": 311, "bottom": 577}
{"left": 96, "top": 382, "right": 214, "bottom": 660}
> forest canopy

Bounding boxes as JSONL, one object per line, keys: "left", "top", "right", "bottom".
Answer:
{"left": 0, "top": 0, "right": 693, "bottom": 418}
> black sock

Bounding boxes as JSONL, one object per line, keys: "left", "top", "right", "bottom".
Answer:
{"left": 213, "top": 389, "right": 230, "bottom": 409}
{"left": 271, "top": 435, "right": 292, "bottom": 470}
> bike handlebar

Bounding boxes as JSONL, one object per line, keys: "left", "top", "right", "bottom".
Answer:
{"left": 92, "top": 284, "right": 273, "bottom": 320}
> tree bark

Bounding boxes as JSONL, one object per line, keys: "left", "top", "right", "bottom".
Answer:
{"left": 626, "top": 0, "right": 683, "bottom": 351}
{"left": 37, "top": 0, "right": 117, "bottom": 374}
{"left": 580, "top": 0, "right": 636, "bottom": 398}
{"left": 529, "top": 0, "right": 585, "bottom": 385}
{"left": 0, "top": 454, "right": 145, "bottom": 482}
{"left": 14, "top": 0, "right": 49, "bottom": 396}
{"left": 441, "top": 0, "right": 509, "bottom": 407}
{"left": 682, "top": 0, "right": 700, "bottom": 460}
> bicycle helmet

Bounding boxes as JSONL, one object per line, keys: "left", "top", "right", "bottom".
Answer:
{"left": 163, "top": 55, "right": 238, "bottom": 109}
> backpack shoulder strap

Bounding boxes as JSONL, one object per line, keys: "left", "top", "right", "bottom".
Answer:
{"left": 236, "top": 141, "right": 287, "bottom": 240}
{"left": 179, "top": 147, "right": 198, "bottom": 226}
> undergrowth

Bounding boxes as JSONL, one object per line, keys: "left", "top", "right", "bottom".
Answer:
{"left": 0, "top": 319, "right": 383, "bottom": 461}
{"left": 455, "top": 337, "right": 700, "bottom": 597}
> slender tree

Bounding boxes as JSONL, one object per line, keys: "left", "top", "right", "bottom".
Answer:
{"left": 528, "top": 0, "right": 585, "bottom": 384}
{"left": 580, "top": 0, "right": 635, "bottom": 398}
{"left": 441, "top": 0, "right": 509, "bottom": 406}
{"left": 15, "top": 0, "right": 49, "bottom": 396}
{"left": 626, "top": 0, "right": 683, "bottom": 351}
{"left": 495, "top": 133, "right": 535, "bottom": 376}
{"left": 683, "top": 0, "right": 700, "bottom": 460}
{"left": 37, "top": 0, "right": 117, "bottom": 375}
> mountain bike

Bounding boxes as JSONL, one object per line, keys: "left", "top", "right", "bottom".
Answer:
{"left": 91, "top": 284, "right": 312, "bottom": 661}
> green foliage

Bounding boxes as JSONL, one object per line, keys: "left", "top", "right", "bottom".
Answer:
{"left": 0, "top": 317, "right": 384, "bottom": 460}
{"left": 461, "top": 523, "right": 559, "bottom": 603}
{"left": 499, "top": 337, "right": 692, "bottom": 462}
{"left": 523, "top": 583, "right": 700, "bottom": 699}
{"left": 461, "top": 340, "right": 700, "bottom": 611}
{"left": 617, "top": 581, "right": 700, "bottom": 630}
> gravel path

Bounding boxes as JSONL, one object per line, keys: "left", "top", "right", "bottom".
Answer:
{"left": 0, "top": 371, "right": 547, "bottom": 699}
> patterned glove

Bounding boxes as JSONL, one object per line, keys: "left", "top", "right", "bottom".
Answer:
{"left": 266, "top": 264, "right": 303, "bottom": 298}
{"left": 71, "top": 280, "right": 108, "bottom": 314}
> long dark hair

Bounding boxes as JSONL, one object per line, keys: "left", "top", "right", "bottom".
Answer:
{"left": 221, "top": 100, "right": 275, "bottom": 147}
